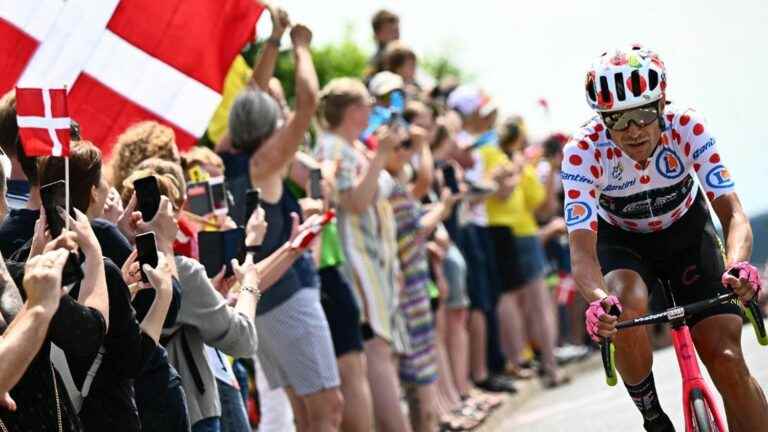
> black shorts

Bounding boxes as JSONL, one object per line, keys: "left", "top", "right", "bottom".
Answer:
{"left": 487, "top": 226, "right": 524, "bottom": 292}
{"left": 319, "top": 266, "right": 364, "bottom": 357}
{"left": 597, "top": 192, "right": 741, "bottom": 328}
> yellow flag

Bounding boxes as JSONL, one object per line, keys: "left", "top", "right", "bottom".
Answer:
{"left": 206, "top": 55, "right": 253, "bottom": 144}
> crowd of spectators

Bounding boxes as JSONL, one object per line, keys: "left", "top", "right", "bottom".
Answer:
{"left": 0, "top": 4, "right": 616, "bottom": 432}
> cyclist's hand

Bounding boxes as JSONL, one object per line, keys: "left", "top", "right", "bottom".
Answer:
{"left": 722, "top": 261, "right": 762, "bottom": 304}
{"left": 585, "top": 295, "right": 622, "bottom": 342}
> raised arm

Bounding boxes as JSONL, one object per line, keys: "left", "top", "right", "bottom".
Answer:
{"left": 252, "top": 24, "right": 319, "bottom": 178}
{"left": 67, "top": 209, "right": 110, "bottom": 331}
{"left": 249, "top": 3, "right": 290, "bottom": 91}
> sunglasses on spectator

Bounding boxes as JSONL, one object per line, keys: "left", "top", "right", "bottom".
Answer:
{"left": 600, "top": 102, "right": 660, "bottom": 131}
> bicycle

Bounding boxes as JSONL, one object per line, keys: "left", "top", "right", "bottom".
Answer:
{"left": 600, "top": 275, "right": 767, "bottom": 432}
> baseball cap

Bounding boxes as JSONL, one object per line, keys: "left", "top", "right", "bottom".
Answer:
{"left": 368, "top": 71, "right": 404, "bottom": 97}
{"left": 447, "top": 85, "right": 497, "bottom": 118}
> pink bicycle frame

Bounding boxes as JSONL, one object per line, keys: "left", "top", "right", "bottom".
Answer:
{"left": 671, "top": 324, "right": 727, "bottom": 432}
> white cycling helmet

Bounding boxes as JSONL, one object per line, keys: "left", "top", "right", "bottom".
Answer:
{"left": 585, "top": 44, "right": 667, "bottom": 112}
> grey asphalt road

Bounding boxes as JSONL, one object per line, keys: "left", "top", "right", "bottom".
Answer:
{"left": 498, "top": 324, "right": 768, "bottom": 431}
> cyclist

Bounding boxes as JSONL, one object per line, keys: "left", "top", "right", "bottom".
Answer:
{"left": 562, "top": 45, "right": 767, "bottom": 432}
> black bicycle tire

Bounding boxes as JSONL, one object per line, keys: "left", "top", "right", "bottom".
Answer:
{"left": 690, "top": 389, "right": 717, "bottom": 432}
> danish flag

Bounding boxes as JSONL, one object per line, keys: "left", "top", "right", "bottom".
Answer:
{"left": 1, "top": 0, "right": 264, "bottom": 157}
{"left": 15, "top": 87, "right": 71, "bottom": 157}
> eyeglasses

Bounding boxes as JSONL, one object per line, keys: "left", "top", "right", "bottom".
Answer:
{"left": 600, "top": 103, "right": 660, "bottom": 131}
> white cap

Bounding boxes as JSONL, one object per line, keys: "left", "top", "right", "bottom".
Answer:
{"left": 368, "top": 71, "right": 404, "bottom": 97}
{"left": 447, "top": 85, "right": 497, "bottom": 117}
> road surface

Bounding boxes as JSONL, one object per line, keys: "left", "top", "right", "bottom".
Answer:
{"left": 498, "top": 325, "right": 768, "bottom": 431}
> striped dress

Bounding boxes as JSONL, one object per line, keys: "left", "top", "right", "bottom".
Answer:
{"left": 315, "top": 133, "right": 400, "bottom": 343}
{"left": 389, "top": 180, "right": 437, "bottom": 385}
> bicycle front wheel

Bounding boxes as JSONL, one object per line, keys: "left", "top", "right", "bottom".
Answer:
{"left": 690, "top": 389, "right": 718, "bottom": 432}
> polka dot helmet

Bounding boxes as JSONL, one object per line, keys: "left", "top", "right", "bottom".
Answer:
{"left": 585, "top": 44, "right": 667, "bottom": 112}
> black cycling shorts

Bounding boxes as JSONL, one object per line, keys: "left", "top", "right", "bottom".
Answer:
{"left": 597, "top": 192, "right": 741, "bottom": 328}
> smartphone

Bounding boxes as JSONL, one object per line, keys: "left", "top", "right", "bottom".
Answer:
{"left": 40, "top": 180, "right": 74, "bottom": 238}
{"left": 186, "top": 181, "right": 214, "bottom": 217}
{"left": 245, "top": 188, "right": 261, "bottom": 225}
{"left": 198, "top": 228, "right": 244, "bottom": 278}
{"left": 209, "top": 177, "right": 229, "bottom": 216}
{"left": 135, "top": 232, "right": 159, "bottom": 284}
{"left": 134, "top": 176, "right": 161, "bottom": 222}
{"left": 309, "top": 169, "right": 323, "bottom": 200}
{"left": 442, "top": 165, "right": 460, "bottom": 194}
{"left": 62, "top": 252, "right": 84, "bottom": 287}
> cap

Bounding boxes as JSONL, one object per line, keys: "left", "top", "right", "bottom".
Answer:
{"left": 368, "top": 71, "right": 404, "bottom": 97}
{"left": 447, "top": 85, "right": 497, "bottom": 118}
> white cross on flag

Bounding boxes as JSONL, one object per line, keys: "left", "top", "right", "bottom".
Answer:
{"left": 15, "top": 87, "right": 71, "bottom": 157}
{"left": 0, "top": 0, "right": 264, "bottom": 157}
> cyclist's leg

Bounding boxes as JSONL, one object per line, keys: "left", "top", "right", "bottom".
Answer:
{"left": 603, "top": 268, "right": 653, "bottom": 383}
{"left": 682, "top": 226, "right": 768, "bottom": 432}
{"left": 692, "top": 315, "right": 768, "bottom": 432}
{"left": 599, "top": 243, "right": 674, "bottom": 431}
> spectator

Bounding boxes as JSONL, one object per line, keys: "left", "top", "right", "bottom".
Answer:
{"left": 229, "top": 22, "right": 346, "bottom": 432}
{"left": 2, "top": 222, "right": 109, "bottom": 431}
{"left": 108, "top": 121, "right": 181, "bottom": 197}
{"left": 381, "top": 41, "right": 420, "bottom": 96}
{"left": 315, "top": 76, "right": 412, "bottom": 431}
{"left": 0, "top": 90, "right": 29, "bottom": 210}
{"left": 314, "top": 77, "right": 379, "bottom": 432}
{"left": 370, "top": 9, "right": 401, "bottom": 72}
{"left": 0, "top": 248, "right": 68, "bottom": 397}
{"left": 487, "top": 116, "right": 569, "bottom": 387}
{"left": 446, "top": 85, "right": 516, "bottom": 393}
{"left": 385, "top": 118, "right": 460, "bottom": 431}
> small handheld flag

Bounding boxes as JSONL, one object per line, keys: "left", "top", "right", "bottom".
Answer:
{"left": 15, "top": 87, "right": 71, "bottom": 157}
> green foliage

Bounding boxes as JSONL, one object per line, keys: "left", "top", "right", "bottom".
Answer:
{"left": 272, "top": 28, "right": 370, "bottom": 104}
{"left": 421, "top": 52, "right": 472, "bottom": 82}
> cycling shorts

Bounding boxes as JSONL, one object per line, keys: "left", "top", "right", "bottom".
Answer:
{"left": 597, "top": 192, "right": 741, "bottom": 327}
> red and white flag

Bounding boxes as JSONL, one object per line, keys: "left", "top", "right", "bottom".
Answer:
{"left": 15, "top": 87, "right": 71, "bottom": 157}
{"left": 1, "top": 0, "right": 264, "bottom": 157}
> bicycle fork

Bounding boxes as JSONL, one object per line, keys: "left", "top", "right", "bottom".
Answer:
{"left": 671, "top": 324, "right": 727, "bottom": 432}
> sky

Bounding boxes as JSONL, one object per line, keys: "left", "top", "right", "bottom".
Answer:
{"left": 273, "top": 0, "right": 768, "bottom": 216}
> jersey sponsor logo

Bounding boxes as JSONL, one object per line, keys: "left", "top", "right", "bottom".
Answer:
{"left": 598, "top": 175, "right": 694, "bottom": 220}
{"left": 596, "top": 141, "right": 612, "bottom": 148}
{"left": 603, "top": 178, "right": 636, "bottom": 192}
{"left": 565, "top": 201, "right": 592, "bottom": 226}
{"left": 561, "top": 171, "right": 594, "bottom": 184}
{"left": 655, "top": 147, "right": 685, "bottom": 179}
{"left": 692, "top": 138, "right": 715, "bottom": 160}
{"left": 611, "top": 162, "right": 624, "bottom": 180}
{"left": 705, "top": 164, "right": 734, "bottom": 189}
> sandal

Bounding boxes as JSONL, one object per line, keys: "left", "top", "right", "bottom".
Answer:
{"left": 464, "top": 390, "right": 504, "bottom": 412}
{"left": 439, "top": 412, "right": 482, "bottom": 431}
{"left": 542, "top": 369, "right": 572, "bottom": 389}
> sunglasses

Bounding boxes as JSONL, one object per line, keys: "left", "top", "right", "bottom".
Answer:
{"left": 600, "top": 103, "right": 660, "bottom": 131}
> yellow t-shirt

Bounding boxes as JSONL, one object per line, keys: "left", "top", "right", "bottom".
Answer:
{"left": 482, "top": 145, "right": 545, "bottom": 236}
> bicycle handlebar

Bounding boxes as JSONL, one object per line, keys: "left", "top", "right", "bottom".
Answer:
{"left": 600, "top": 294, "right": 766, "bottom": 386}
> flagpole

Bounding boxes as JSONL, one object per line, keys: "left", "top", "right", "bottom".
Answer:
{"left": 64, "top": 85, "right": 71, "bottom": 231}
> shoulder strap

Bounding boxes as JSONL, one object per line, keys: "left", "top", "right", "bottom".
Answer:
{"left": 50, "top": 343, "right": 106, "bottom": 413}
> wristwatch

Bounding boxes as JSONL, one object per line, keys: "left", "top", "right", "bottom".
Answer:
{"left": 266, "top": 36, "right": 281, "bottom": 48}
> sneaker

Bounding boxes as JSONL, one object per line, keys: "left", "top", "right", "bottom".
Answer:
{"left": 554, "top": 344, "right": 591, "bottom": 365}
{"left": 474, "top": 375, "right": 518, "bottom": 394}
{"left": 643, "top": 413, "right": 676, "bottom": 432}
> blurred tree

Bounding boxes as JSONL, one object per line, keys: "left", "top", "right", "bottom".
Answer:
{"left": 421, "top": 51, "right": 472, "bottom": 82}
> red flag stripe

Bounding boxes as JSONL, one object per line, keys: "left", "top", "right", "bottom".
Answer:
{"left": 106, "top": 0, "right": 264, "bottom": 93}
{"left": 67, "top": 73, "right": 197, "bottom": 156}
{"left": 0, "top": 18, "right": 39, "bottom": 94}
